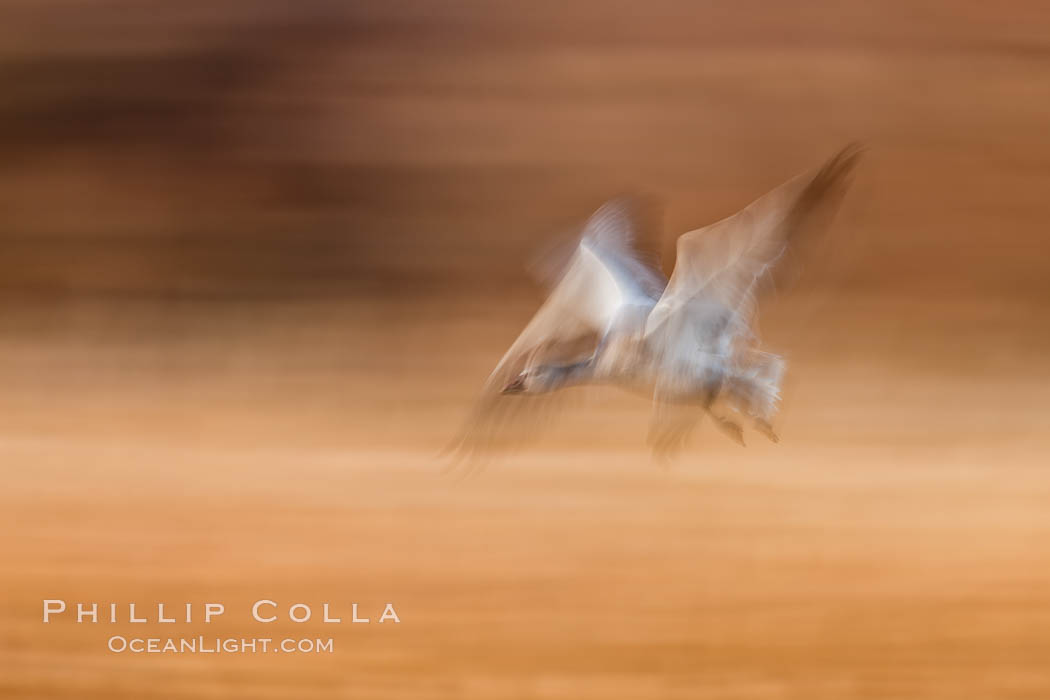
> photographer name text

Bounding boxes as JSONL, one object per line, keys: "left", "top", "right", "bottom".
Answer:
{"left": 42, "top": 599, "right": 401, "bottom": 625}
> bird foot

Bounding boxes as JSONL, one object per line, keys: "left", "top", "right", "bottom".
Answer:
{"left": 714, "top": 418, "right": 745, "bottom": 446}
{"left": 755, "top": 419, "right": 779, "bottom": 443}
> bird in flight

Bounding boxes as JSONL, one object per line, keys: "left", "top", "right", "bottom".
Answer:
{"left": 449, "top": 144, "right": 861, "bottom": 467}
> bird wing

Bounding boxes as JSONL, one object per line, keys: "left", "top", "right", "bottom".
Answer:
{"left": 645, "top": 144, "right": 861, "bottom": 342}
{"left": 641, "top": 144, "right": 861, "bottom": 455}
{"left": 488, "top": 196, "right": 666, "bottom": 396}
{"left": 446, "top": 198, "right": 666, "bottom": 468}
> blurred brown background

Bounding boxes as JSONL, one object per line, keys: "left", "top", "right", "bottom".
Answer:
{"left": 1, "top": 1, "right": 1049, "bottom": 698}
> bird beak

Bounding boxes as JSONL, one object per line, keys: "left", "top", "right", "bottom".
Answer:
{"left": 501, "top": 375, "right": 526, "bottom": 394}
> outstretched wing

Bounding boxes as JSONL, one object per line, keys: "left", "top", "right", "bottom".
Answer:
{"left": 491, "top": 198, "right": 665, "bottom": 391}
{"left": 642, "top": 144, "right": 861, "bottom": 456}
{"left": 447, "top": 198, "right": 666, "bottom": 467}
{"left": 645, "top": 143, "right": 862, "bottom": 342}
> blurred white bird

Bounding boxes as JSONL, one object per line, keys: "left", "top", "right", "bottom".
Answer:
{"left": 450, "top": 144, "right": 861, "bottom": 464}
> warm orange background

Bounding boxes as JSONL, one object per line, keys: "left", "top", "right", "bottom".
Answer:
{"left": 1, "top": 1, "right": 1049, "bottom": 698}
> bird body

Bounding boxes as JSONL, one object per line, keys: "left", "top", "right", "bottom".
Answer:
{"left": 455, "top": 144, "right": 861, "bottom": 460}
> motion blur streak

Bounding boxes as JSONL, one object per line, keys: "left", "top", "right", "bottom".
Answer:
{"left": 1, "top": 1, "right": 1049, "bottom": 698}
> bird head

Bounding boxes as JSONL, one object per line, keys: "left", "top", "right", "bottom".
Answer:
{"left": 501, "top": 366, "right": 562, "bottom": 395}
{"left": 501, "top": 371, "right": 528, "bottom": 394}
